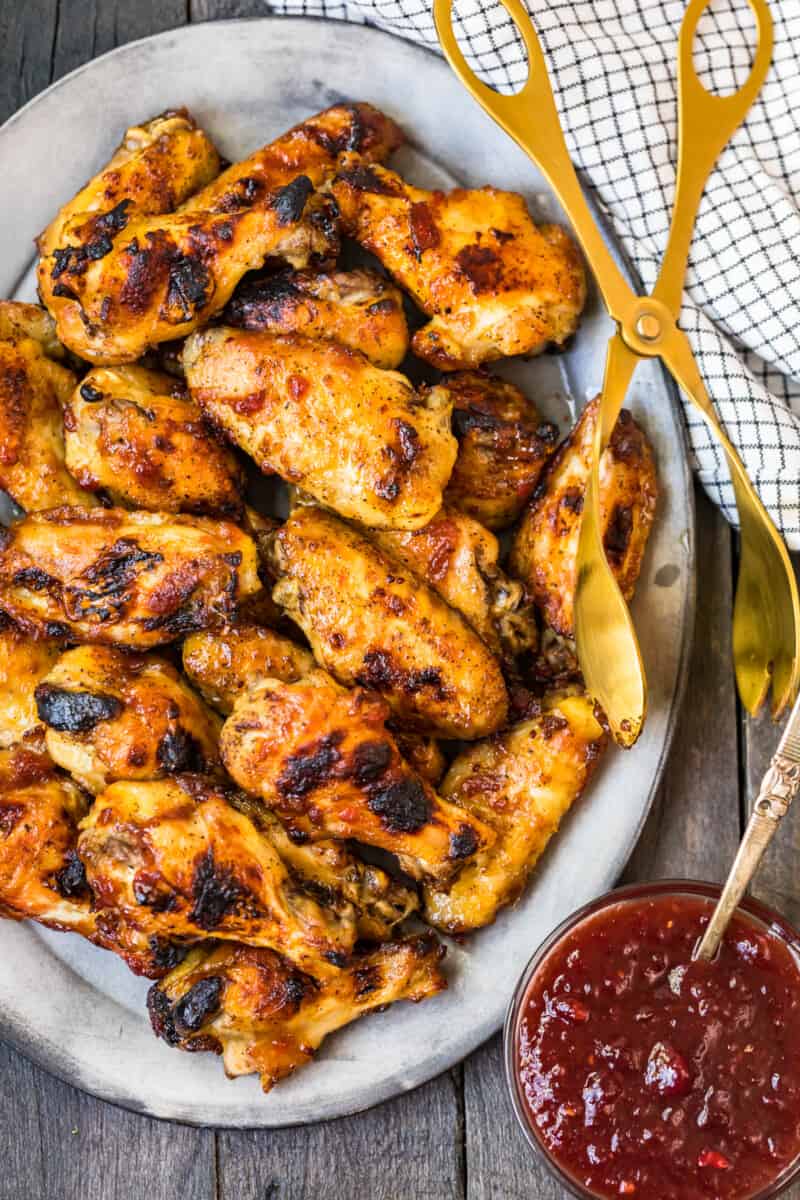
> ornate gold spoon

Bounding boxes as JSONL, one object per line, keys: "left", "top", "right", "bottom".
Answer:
{"left": 695, "top": 687, "right": 800, "bottom": 960}
{"left": 433, "top": 0, "right": 799, "bottom": 746}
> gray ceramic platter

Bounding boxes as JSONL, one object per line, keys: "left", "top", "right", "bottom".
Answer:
{"left": 0, "top": 17, "right": 694, "bottom": 1127}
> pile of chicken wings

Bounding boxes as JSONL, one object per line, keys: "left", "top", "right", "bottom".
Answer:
{"left": 0, "top": 102, "right": 658, "bottom": 1093}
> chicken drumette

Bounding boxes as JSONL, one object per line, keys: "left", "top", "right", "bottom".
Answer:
{"left": 182, "top": 623, "right": 314, "bottom": 714}
{"left": 332, "top": 159, "right": 586, "bottom": 370}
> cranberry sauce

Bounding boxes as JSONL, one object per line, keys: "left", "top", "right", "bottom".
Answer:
{"left": 514, "top": 893, "right": 800, "bottom": 1199}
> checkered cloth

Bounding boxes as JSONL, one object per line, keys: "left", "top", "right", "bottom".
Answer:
{"left": 270, "top": 0, "right": 800, "bottom": 547}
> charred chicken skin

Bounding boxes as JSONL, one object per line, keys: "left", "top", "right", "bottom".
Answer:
{"left": 63, "top": 365, "right": 244, "bottom": 517}
{"left": 509, "top": 400, "right": 659, "bottom": 638}
{"left": 220, "top": 669, "right": 494, "bottom": 881}
{"left": 441, "top": 370, "right": 559, "bottom": 530}
{"left": 0, "top": 304, "right": 98, "bottom": 512}
{"left": 182, "top": 623, "right": 314, "bottom": 714}
{"left": 370, "top": 505, "right": 537, "bottom": 661}
{"left": 78, "top": 774, "right": 355, "bottom": 975}
{"left": 0, "top": 507, "right": 261, "bottom": 647}
{"left": 423, "top": 692, "right": 607, "bottom": 933}
{"left": 223, "top": 267, "right": 409, "bottom": 369}
{"left": 0, "top": 618, "right": 62, "bottom": 748}
{"left": 183, "top": 328, "right": 456, "bottom": 530}
{"left": 148, "top": 932, "right": 445, "bottom": 1092}
{"left": 37, "top": 109, "right": 221, "bottom": 263}
{"left": 179, "top": 102, "right": 404, "bottom": 214}
{"left": 268, "top": 506, "right": 508, "bottom": 738}
{"left": 332, "top": 159, "right": 586, "bottom": 370}
{"left": 39, "top": 179, "right": 338, "bottom": 365}
{"left": 35, "top": 645, "right": 222, "bottom": 794}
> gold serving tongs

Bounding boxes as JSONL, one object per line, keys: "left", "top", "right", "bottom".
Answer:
{"left": 434, "top": 0, "right": 800, "bottom": 746}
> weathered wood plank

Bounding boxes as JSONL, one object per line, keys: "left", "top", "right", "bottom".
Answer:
{"left": 0, "top": 1, "right": 58, "bottom": 124}
{"left": 218, "top": 1070, "right": 465, "bottom": 1200}
{"left": 462, "top": 491, "right": 740, "bottom": 1200}
{"left": 50, "top": 0, "right": 189, "bottom": 80}
{"left": 191, "top": 0, "right": 262, "bottom": 19}
{"left": 0, "top": 1041, "right": 215, "bottom": 1200}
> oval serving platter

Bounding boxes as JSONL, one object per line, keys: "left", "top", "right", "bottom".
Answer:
{"left": 0, "top": 17, "right": 694, "bottom": 1127}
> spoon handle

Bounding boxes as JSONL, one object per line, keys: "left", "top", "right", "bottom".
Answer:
{"left": 695, "top": 691, "right": 800, "bottom": 961}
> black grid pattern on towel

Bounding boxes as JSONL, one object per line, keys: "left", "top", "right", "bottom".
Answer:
{"left": 267, "top": 0, "right": 800, "bottom": 545}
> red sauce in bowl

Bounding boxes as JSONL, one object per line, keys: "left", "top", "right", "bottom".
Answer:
{"left": 510, "top": 889, "right": 800, "bottom": 1199}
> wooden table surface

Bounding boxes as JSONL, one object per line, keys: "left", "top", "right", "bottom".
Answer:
{"left": 1, "top": 3, "right": 798, "bottom": 1197}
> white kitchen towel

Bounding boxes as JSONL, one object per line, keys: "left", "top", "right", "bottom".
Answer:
{"left": 269, "top": 0, "right": 800, "bottom": 547}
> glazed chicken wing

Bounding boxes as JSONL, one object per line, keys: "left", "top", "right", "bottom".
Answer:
{"left": 78, "top": 774, "right": 354, "bottom": 975}
{"left": 0, "top": 507, "right": 261, "bottom": 647}
{"left": 37, "top": 109, "right": 221, "bottom": 262}
{"left": 220, "top": 670, "right": 494, "bottom": 881}
{"left": 0, "top": 300, "right": 65, "bottom": 359}
{"left": 148, "top": 932, "right": 445, "bottom": 1092}
{"left": 509, "top": 400, "right": 658, "bottom": 638}
{"left": 63, "top": 365, "right": 244, "bottom": 517}
{"left": 441, "top": 371, "right": 559, "bottom": 529}
{"left": 183, "top": 329, "right": 456, "bottom": 530}
{"left": 40, "top": 180, "right": 339, "bottom": 364}
{"left": 370, "top": 506, "right": 537, "bottom": 660}
{"left": 230, "top": 793, "right": 419, "bottom": 942}
{"left": 423, "top": 692, "right": 607, "bottom": 933}
{"left": 179, "top": 102, "right": 404, "bottom": 215}
{"left": 0, "top": 618, "right": 62, "bottom": 748}
{"left": 268, "top": 507, "right": 508, "bottom": 738}
{"left": 223, "top": 268, "right": 409, "bottom": 369}
{"left": 0, "top": 305, "right": 98, "bottom": 512}
{"left": 332, "top": 160, "right": 586, "bottom": 370}
{"left": 182, "top": 623, "right": 314, "bottom": 714}
{"left": 35, "top": 645, "right": 222, "bottom": 794}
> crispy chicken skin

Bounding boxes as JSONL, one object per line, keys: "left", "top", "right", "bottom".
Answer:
{"left": 147, "top": 932, "right": 445, "bottom": 1092}
{"left": 230, "top": 793, "right": 419, "bottom": 941}
{"left": 441, "top": 371, "right": 559, "bottom": 530}
{"left": 0, "top": 737, "right": 94, "bottom": 933}
{"left": 40, "top": 179, "right": 339, "bottom": 365}
{"left": 63, "top": 365, "right": 244, "bottom": 517}
{"left": 269, "top": 507, "right": 508, "bottom": 738}
{"left": 370, "top": 506, "right": 537, "bottom": 660}
{"left": 424, "top": 692, "right": 607, "bottom": 934}
{"left": 0, "top": 618, "right": 62, "bottom": 748}
{"left": 0, "top": 300, "right": 64, "bottom": 360}
{"left": 37, "top": 109, "right": 221, "bottom": 262}
{"left": 509, "top": 400, "right": 659, "bottom": 638}
{"left": 78, "top": 774, "right": 355, "bottom": 975}
{"left": 183, "top": 328, "right": 457, "bottom": 530}
{"left": 220, "top": 670, "right": 494, "bottom": 881}
{"left": 179, "top": 102, "right": 404, "bottom": 215}
{"left": 0, "top": 313, "right": 98, "bottom": 512}
{"left": 182, "top": 623, "right": 314, "bottom": 714}
{"left": 332, "top": 160, "right": 586, "bottom": 370}
{"left": 223, "top": 268, "right": 409, "bottom": 369}
{"left": 36, "top": 645, "right": 222, "bottom": 794}
{"left": 0, "top": 507, "right": 261, "bottom": 647}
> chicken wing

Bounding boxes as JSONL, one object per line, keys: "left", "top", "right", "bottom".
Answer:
{"left": 147, "top": 932, "right": 445, "bottom": 1091}
{"left": 392, "top": 732, "right": 446, "bottom": 787}
{"left": 78, "top": 774, "right": 354, "bottom": 974}
{"left": 0, "top": 308, "right": 98, "bottom": 512}
{"left": 268, "top": 507, "right": 508, "bottom": 738}
{"left": 179, "top": 102, "right": 404, "bottom": 214}
{"left": 0, "top": 617, "right": 62, "bottom": 748}
{"left": 35, "top": 645, "right": 222, "bottom": 794}
{"left": 182, "top": 623, "right": 314, "bottom": 714}
{"left": 183, "top": 329, "right": 456, "bottom": 530}
{"left": 370, "top": 506, "right": 537, "bottom": 660}
{"left": 40, "top": 180, "right": 339, "bottom": 364}
{"left": 423, "top": 692, "right": 607, "bottom": 933}
{"left": 0, "top": 300, "right": 64, "bottom": 359}
{"left": 332, "top": 160, "right": 586, "bottom": 370}
{"left": 37, "top": 109, "right": 221, "bottom": 262}
{"left": 223, "top": 267, "right": 409, "bottom": 369}
{"left": 440, "top": 371, "right": 559, "bottom": 529}
{"left": 509, "top": 400, "right": 658, "bottom": 637}
{"left": 0, "top": 507, "right": 261, "bottom": 647}
{"left": 220, "top": 669, "right": 494, "bottom": 881}
{"left": 230, "top": 793, "right": 419, "bottom": 942}
{"left": 62, "top": 365, "right": 244, "bottom": 517}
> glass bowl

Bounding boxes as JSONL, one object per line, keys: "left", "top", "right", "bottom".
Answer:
{"left": 503, "top": 879, "right": 800, "bottom": 1200}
